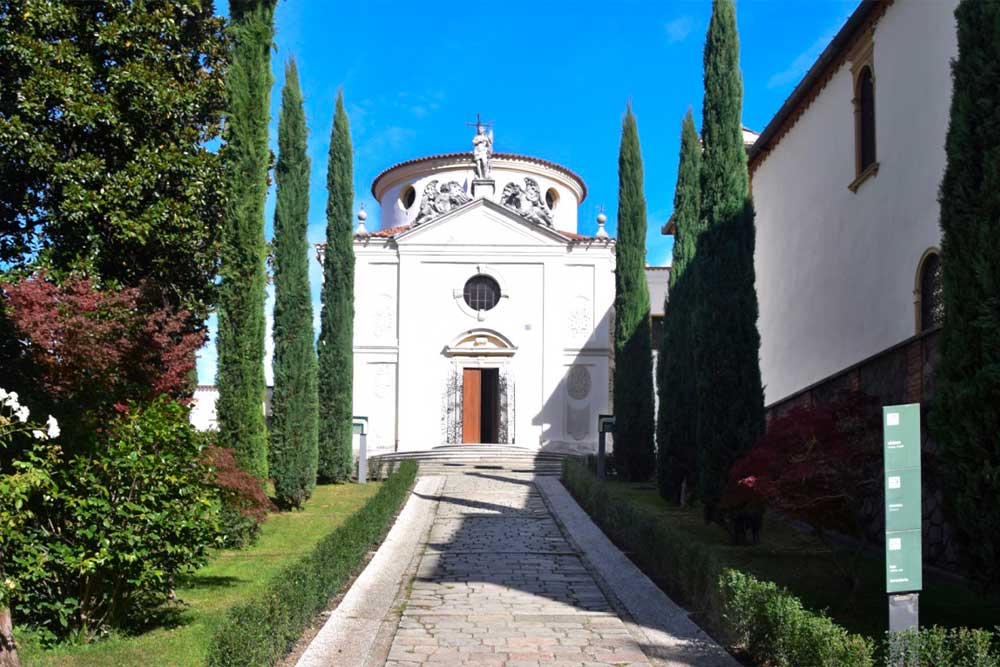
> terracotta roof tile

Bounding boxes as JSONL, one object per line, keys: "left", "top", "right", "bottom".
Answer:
{"left": 560, "top": 230, "right": 614, "bottom": 243}
{"left": 361, "top": 224, "right": 411, "bottom": 238}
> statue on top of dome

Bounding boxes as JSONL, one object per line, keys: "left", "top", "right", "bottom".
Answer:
{"left": 468, "top": 113, "right": 494, "bottom": 180}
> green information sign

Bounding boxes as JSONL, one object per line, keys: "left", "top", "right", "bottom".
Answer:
{"left": 883, "top": 404, "right": 922, "bottom": 594}
{"left": 883, "top": 403, "right": 921, "bottom": 470}
{"left": 885, "top": 467, "right": 921, "bottom": 532}
{"left": 886, "top": 529, "right": 923, "bottom": 592}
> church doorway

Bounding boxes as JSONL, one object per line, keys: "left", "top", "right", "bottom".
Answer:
{"left": 462, "top": 367, "right": 499, "bottom": 443}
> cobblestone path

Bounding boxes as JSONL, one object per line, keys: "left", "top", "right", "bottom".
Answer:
{"left": 384, "top": 473, "right": 653, "bottom": 667}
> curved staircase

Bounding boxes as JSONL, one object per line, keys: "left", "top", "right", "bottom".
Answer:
{"left": 369, "top": 444, "right": 568, "bottom": 478}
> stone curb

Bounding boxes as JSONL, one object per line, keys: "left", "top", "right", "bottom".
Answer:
{"left": 296, "top": 476, "right": 444, "bottom": 667}
{"left": 535, "top": 477, "right": 739, "bottom": 667}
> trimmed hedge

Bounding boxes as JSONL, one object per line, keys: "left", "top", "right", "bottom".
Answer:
{"left": 562, "top": 458, "right": 874, "bottom": 666}
{"left": 206, "top": 461, "right": 418, "bottom": 667}
{"left": 887, "top": 626, "right": 1000, "bottom": 666}
{"left": 563, "top": 459, "right": 1000, "bottom": 666}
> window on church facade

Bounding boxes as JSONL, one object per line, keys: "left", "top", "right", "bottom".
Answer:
{"left": 463, "top": 275, "right": 500, "bottom": 311}
{"left": 848, "top": 32, "right": 878, "bottom": 192}
{"left": 545, "top": 188, "right": 559, "bottom": 210}
{"left": 858, "top": 67, "right": 876, "bottom": 171}
{"left": 400, "top": 185, "right": 416, "bottom": 210}
{"left": 919, "top": 252, "right": 944, "bottom": 332}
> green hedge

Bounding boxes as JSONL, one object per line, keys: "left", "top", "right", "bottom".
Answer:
{"left": 886, "top": 626, "right": 1000, "bottom": 666}
{"left": 206, "top": 461, "right": 418, "bottom": 667}
{"left": 563, "top": 459, "right": 1000, "bottom": 666}
{"left": 562, "top": 458, "right": 873, "bottom": 666}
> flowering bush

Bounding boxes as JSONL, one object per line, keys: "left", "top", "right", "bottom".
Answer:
{"left": 4, "top": 397, "right": 219, "bottom": 641}
{"left": 1, "top": 388, "right": 60, "bottom": 664}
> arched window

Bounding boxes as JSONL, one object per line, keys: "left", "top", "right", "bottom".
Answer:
{"left": 857, "top": 67, "right": 876, "bottom": 172}
{"left": 916, "top": 250, "right": 944, "bottom": 332}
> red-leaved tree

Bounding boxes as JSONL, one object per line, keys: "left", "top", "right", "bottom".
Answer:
{"left": 722, "top": 391, "right": 882, "bottom": 588}
{"left": 0, "top": 273, "right": 204, "bottom": 445}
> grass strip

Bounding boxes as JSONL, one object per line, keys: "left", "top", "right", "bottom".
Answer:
{"left": 206, "top": 460, "right": 417, "bottom": 667}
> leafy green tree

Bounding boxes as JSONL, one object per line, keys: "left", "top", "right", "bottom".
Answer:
{"left": 318, "top": 92, "right": 356, "bottom": 482}
{"left": 3, "top": 397, "right": 219, "bottom": 641}
{"left": 930, "top": 0, "right": 1000, "bottom": 587}
{"left": 215, "top": 0, "right": 276, "bottom": 482}
{"left": 613, "top": 104, "right": 656, "bottom": 482}
{"left": 657, "top": 110, "right": 702, "bottom": 504}
{"left": 693, "top": 0, "right": 765, "bottom": 518}
{"left": 269, "top": 60, "right": 319, "bottom": 509}
{"left": 0, "top": 1, "right": 227, "bottom": 323}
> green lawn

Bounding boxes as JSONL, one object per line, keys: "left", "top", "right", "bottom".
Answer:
{"left": 606, "top": 481, "right": 1000, "bottom": 640}
{"left": 19, "top": 482, "right": 382, "bottom": 667}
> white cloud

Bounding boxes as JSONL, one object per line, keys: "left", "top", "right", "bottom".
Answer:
{"left": 665, "top": 16, "right": 694, "bottom": 44}
{"left": 767, "top": 8, "right": 856, "bottom": 90}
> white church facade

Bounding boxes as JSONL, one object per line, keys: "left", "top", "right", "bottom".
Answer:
{"left": 347, "top": 129, "right": 615, "bottom": 456}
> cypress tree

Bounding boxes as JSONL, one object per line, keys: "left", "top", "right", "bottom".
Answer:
{"left": 215, "top": 0, "right": 276, "bottom": 481}
{"left": 269, "top": 60, "right": 319, "bottom": 509}
{"left": 930, "top": 0, "right": 1000, "bottom": 587}
{"left": 613, "top": 104, "right": 656, "bottom": 482}
{"left": 693, "top": 0, "right": 765, "bottom": 518}
{"left": 317, "top": 92, "right": 356, "bottom": 482}
{"left": 657, "top": 110, "right": 702, "bottom": 503}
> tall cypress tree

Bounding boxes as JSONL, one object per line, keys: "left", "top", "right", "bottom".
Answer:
{"left": 930, "top": 0, "right": 1000, "bottom": 587}
{"left": 657, "top": 110, "right": 702, "bottom": 503}
{"left": 613, "top": 104, "right": 656, "bottom": 482}
{"left": 317, "top": 92, "right": 355, "bottom": 482}
{"left": 269, "top": 60, "right": 319, "bottom": 509}
{"left": 693, "top": 0, "right": 765, "bottom": 518}
{"left": 215, "top": 0, "right": 276, "bottom": 481}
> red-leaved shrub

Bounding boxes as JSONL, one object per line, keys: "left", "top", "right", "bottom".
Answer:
{"left": 723, "top": 391, "right": 882, "bottom": 540}
{"left": 203, "top": 445, "right": 275, "bottom": 548}
{"left": 0, "top": 273, "right": 204, "bottom": 441}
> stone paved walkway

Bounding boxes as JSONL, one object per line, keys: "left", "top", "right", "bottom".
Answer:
{"left": 384, "top": 473, "right": 654, "bottom": 667}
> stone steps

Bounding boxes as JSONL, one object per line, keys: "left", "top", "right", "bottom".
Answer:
{"left": 369, "top": 445, "right": 568, "bottom": 478}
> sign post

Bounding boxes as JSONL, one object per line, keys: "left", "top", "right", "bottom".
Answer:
{"left": 883, "top": 403, "right": 922, "bottom": 633}
{"left": 353, "top": 416, "right": 369, "bottom": 484}
{"left": 597, "top": 414, "right": 615, "bottom": 480}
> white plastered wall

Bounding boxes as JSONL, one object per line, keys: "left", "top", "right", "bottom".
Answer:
{"left": 752, "top": 0, "right": 957, "bottom": 404}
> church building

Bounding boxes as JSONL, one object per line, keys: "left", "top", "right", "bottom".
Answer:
{"left": 345, "top": 123, "right": 616, "bottom": 456}
{"left": 748, "top": 0, "right": 955, "bottom": 409}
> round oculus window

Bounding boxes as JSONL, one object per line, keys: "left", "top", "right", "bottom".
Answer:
{"left": 463, "top": 275, "right": 501, "bottom": 311}
{"left": 545, "top": 187, "right": 559, "bottom": 210}
{"left": 399, "top": 185, "right": 417, "bottom": 210}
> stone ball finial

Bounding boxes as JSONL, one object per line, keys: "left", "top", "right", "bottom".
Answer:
{"left": 355, "top": 204, "right": 369, "bottom": 235}
{"left": 595, "top": 209, "right": 609, "bottom": 239}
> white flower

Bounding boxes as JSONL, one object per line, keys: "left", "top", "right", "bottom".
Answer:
{"left": 3, "top": 579, "right": 14, "bottom": 591}
{"left": 32, "top": 429, "right": 46, "bottom": 440}
{"left": 3, "top": 391, "right": 20, "bottom": 411}
{"left": 0, "top": 388, "right": 7, "bottom": 402}
{"left": 47, "top": 415, "right": 60, "bottom": 438}
{"left": 16, "top": 405, "right": 29, "bottom": 423}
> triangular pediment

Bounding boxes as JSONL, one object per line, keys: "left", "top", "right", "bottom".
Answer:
{"left": 394, "top": 199, "right": 570, "bottom": 247}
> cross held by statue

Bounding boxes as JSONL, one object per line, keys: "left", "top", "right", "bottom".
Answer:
{"left": 466, "top": 112, "right": 494, "bottom": 133}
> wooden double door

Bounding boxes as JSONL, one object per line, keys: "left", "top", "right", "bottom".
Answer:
{"left": 462, "top": 367, "right": 499, "bottom": 443}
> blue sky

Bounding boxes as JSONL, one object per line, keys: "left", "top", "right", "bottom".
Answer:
{"left": 198, "top": 0, "right": 860, "bottom": 384}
